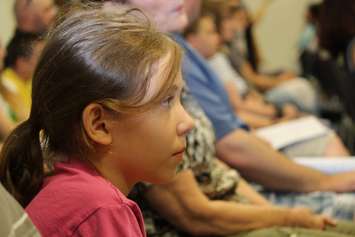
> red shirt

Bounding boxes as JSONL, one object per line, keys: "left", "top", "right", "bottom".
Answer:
{"left": 26, "top": 160, "right": 146, "bottom": 237}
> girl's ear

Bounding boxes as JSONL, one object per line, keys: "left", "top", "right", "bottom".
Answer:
{"left": 82, "top": 103, "right": 112, "bottom": 146}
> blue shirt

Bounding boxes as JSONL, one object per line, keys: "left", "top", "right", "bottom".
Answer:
{"left": 173, "top": 34, "right": 249, "bottom": 140}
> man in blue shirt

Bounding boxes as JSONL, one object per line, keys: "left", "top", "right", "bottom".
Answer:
{"left": 174, "top": 34, "right": 249, "bottom": 140}
{"left": 172, "top": 2, "right": 355, "bottom": 194}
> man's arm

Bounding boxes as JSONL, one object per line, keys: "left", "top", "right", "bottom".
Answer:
{"left": 216, "top": 129, "right": 355, "bottom": 193}
{"left": 144, "top": 170, "right": 329, "bottom": 236}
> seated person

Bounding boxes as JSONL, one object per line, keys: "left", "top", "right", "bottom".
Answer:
{"left": 227, "top": 0, "right": 273, "bottom": 72}
{"left": 223, "top": 2, "right": 318, "bottom": 113}
{"left": 130, "top": 86, "right": 355, "bottom": 237}
{"left": 0, "top": 4, "right": 194, "bottom": 236}
{"left": 0, "top": 183, "right": 39, "bottom": 237}
{"left": 1, "top": 31, "right": 45, "bottom": 121}
{"left": 0, "top": 40, "right": 17, "bottom": 140}
{"left": 14, "top": 0, "right": 58, "bottom": 34}
{"left": 317, "top": 0, "right": 355, "bottom": 122}
{"left": 184, "top": 11, "right": 299, "bottom": 128}
{"left": 182, "top": 0, "right": 349, "bottom": 158}
{"left": 298, "top": 3, "right": 320, "bottom": 54}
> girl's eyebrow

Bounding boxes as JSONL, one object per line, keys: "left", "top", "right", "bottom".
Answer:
{"left": 167, "top": 85, "right": 179, "bottom": 94}
{"left": 168, "top": 81, "right": 185, "bottom": 94}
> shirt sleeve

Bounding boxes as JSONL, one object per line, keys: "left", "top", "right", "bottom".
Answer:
{"left": 183, "top": 68, "right": 249, "bottom": 140}
{"left": 208, "top": 53, "right": 249, "bottom": 96}
{"left": 229, "top": 43, "right": 246, "bottom": 72}
{"left": 74, "top": 205, "right": 145, "bottom": 237}
{"left": 208, "top": 54, "right": 234, "bottom": 83}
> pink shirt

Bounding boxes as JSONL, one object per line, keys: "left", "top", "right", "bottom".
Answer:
{"left": 26, "top": 160, "right": 146, "bottom": 237}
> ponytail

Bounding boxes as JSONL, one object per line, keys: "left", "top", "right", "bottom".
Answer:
{"left": 0, "top": 119, "right": 43, "bottom": 207}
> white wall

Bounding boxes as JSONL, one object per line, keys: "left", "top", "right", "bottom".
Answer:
{"left": 244, "top": 0, "right": 321, "bottom": 73}
{"left": 0, "top": 0, "right": 16, "bottom": 46}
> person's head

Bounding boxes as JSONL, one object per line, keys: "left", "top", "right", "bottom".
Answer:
{"left": 230, "top": 5, "right": 248, "bottom": 34}
{"left": 306, "top": 3, "right": 321, "bottom": 25}
{"left": 4, "top": 32, "right": 45, "bottom": 81}
{"left": 15, "top": 0, "right": 58, "bottom": 33}
{"left": 202, "top": 0, "right": 242, "bottom": 44}
{"left": 0, "top": 4, "right": 194, "bottom": 206}
{"left": 318, "top": 0, "right": 355, "bottom": 57}
{"left": 184, "top": 14, "right": 220, "bottom": 59}
{"left": 109, "top": 0, "right": 189, "bottom": 33}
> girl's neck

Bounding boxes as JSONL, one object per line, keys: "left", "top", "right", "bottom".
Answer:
{"left": 86, "top": 154, "right": 134, "bottom": 196}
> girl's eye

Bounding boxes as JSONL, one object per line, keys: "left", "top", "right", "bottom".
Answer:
{"left": 162, "top": 95, "right": 175, "bottom": 107}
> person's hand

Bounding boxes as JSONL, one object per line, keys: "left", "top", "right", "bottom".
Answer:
{"left": 281, "top": 104, "right": 299, "bottom": 119}
{"left": 277, "top": 72, "right": 295, "bottom": 82}
{"left": 286, "top": 207, "right": 336, "bottom": 230}
{"left": 273, "top": 104, "right": 299, "bottom": 123}
{"left": 245, "top": 90, "right": 264, "bottom": 102}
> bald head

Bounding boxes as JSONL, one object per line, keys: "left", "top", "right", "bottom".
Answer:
{"left": 15, "top": 0, "right": 58, "bottom": 33}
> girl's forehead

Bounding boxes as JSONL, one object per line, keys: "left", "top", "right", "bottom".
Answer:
{"left": 142, "top": 53, "right": 178, "bottom": 100}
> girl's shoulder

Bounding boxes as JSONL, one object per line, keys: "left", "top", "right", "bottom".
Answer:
{"left": 26, "top": 160, "right": 143, "bottom": 236}
{"left": 43, "top": 160, "right": 127, "bottom": 207}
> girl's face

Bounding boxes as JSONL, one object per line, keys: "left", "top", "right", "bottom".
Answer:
{"left": 232, "top": 9, "right": 248, "bottom": 33}
{"left": 221, "top": 10, "right": 248, "bottom": 43}
{"left": 189, "top": 16, "right": 220, "bottom": 59}
{"left": 107, "top": 54, "right": 194, "bottom": 184}
{"left": 221, "top": 16, "right": 237, "bottom": 43}
{"left": 128, "top": 0, "right": 188, "bottom": 33}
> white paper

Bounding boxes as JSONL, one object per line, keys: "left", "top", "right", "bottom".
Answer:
{"left": 255, "top": 116, "right": 329, "bottom": 149}
{"left": 294, "top": 157, "right": 355, "bottom": 174}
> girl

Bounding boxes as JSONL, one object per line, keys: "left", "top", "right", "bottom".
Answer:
{"left": 0, "top": 3, "right": 194, "bottom": 236}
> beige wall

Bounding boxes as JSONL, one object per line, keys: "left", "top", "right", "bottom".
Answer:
{"left": 244, "top": 0, "right": 321, "bottom": 73}
{"left": 0, "top": 0, "right": 16, "bottom": 46}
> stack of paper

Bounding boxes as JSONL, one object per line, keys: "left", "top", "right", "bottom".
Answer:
{"left": 294, "top": 157, "right": 355, "bottom": 174}
{"left": 256, "top": 116, "right": 329, "bottom": 150}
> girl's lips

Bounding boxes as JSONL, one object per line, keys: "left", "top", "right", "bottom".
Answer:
{"left": 172, "top": 150, "right": 184, "bottom": 162}
{"left": 172, "top": 148, "right": 185, "bottom": 156}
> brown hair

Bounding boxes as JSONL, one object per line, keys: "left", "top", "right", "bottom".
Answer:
{"left": 0, "top": 3, "right": 182, "bottom": 207}
{"left": 202, "top": 0, "right": 231, "bottom": 33}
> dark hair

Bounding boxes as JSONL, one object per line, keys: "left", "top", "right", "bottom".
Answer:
{"left": 318, "top": 0, "right": 355, "bottom": 57}
{"left": 201, "top": 0, "right": 228, "bottom": 34}
{"left": 4, "top": 30, "right": 43, "bottom": 68}
{"left": 308, "top": 3, "right": 321, "bottom": 22}
{"left": 0, "top": 3, "right": 182, "bottom": 207}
